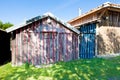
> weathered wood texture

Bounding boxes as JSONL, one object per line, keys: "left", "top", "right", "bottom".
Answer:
{"left": 69, "top": 13, "right": 97, "bottom": 27}
{"left": 68, "top": 3, "right": 120, "bottom": 28}
{"left": 11, "top": 18, "right": 78, "bottom": 66}
{"left": 68, "top": 3, "right": 120, "bottom": 57}
{"left": 79, "top": 23, "right": 96, "bottom": 58}
{"left": 100, "top": 11, "right": 120, "bottom": 27}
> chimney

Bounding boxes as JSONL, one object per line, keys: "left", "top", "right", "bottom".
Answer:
{"left": 79, "top": 8, "right": 82, "bottom": 16}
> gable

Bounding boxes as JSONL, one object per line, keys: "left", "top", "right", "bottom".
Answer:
{"left": 68, "top": 2, "right": 120, "bottom": 27}
{"left": 6, "top": 13, "right": 80, "bottom": 34}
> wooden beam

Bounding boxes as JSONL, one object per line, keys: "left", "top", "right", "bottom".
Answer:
{"left": 98, "top": 9, "right": 107, "bottom": 19}
{"left": 108, "top": 7, "right": 120, "bottom": 12}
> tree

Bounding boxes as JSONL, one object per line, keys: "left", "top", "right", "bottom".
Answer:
{"left": 0, "top": 21, "right": 3, "bottom": 29}
{"left": 0, "top": 20, "right": 13, "bottom": 30}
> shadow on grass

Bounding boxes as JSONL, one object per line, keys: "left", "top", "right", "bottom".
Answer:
{"left": 2, "top": 65, "right": 53, "bottom": 80}
{"left": 1, "top": 57, "right": 120, "bottom": 80}
{"left": 51, "top": 58, "right": 120, "bottom": 80}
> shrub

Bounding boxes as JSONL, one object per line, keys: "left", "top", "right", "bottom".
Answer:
{"left": 25, "top": 62, "right": 30, "bottom": 70}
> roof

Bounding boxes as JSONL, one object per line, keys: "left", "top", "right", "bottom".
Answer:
{"left": 68, "top": 2, "right": 120, "bottom": 23}
{"left": 0, "top": 29, "right": 6, "bottom": 32}
{"left": 6, "top": 12, "right": 80, "bottom": 34}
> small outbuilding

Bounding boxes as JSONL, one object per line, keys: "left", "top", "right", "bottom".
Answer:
{"left": 6, "top": 12, "right": 79, "bottom": 66}
{"left": 0, "top": 29, "right": 11, "bottom": 65}
{"left": 68, "top": 2, "right": 120, "bottom": 58}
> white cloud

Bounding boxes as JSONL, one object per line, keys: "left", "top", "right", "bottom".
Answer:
{"left": 53, "top": 0, "right": 79, "bottom": 12}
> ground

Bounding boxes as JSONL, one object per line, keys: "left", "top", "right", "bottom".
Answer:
{"left": 0, "top": 56, "right": 120, "bottom": 80}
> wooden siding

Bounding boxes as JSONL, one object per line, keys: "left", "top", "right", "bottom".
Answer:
{"left": 70, "top": 13, "right": 97, "bottom": 27}
{"left": 99, "top": 11, "right": 120, "bottom": 27}
{"left": 69, "top": 4, "right": 120, "bottom": 57}
{"left": 68, "top": 3, "right": 120, "bottom": 28}
{"left": 79, "top": 23, "right": 96, "bottom": 58}
{"left": 11, "top": 18, "right": 78, "bottom": 66}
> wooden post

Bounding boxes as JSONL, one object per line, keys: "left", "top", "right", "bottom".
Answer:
{"left": 53, "top": 32, "right": 55, "bottom": 63}
{"left": 48, "top": 33, "right": 50, "bottom": 64}
{"left": 95, "top": 23, "right": 99, "bottom": 57}
{"left": 42, "top": 33, "right": 44, "bottom": 64}
{"left": 20, "top": 28, "right": 22, "bottom": 64}
{"left": 78, "top": 34, "right": 80, "bottom": 59}
{"left": 57, "top": 33, "right": 59, "bottom": 62}
{"left": 66, "top": 33, "right": 68, "bottom": 61}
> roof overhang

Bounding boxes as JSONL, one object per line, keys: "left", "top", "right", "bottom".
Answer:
{"left": 6, "top": 12, "right": 80, "bottom": 34}
{"left": 68, "top": 2, "right": 120, "bottom": 24}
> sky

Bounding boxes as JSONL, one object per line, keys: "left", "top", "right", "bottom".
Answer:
{"left": 0, "top": 0, "right": 120, "bottom": 25}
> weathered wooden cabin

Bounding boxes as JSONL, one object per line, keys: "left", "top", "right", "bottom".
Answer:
{"left": 6, "top": 13, "right": 79, "bottom": 66}
{"left": 0, "top": 29, "right": 11, "bottom": 65}
{"left": 68, "top": 2, "right": 120, "bottom": 58}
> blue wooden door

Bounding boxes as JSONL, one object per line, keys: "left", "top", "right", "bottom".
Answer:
{"left": 79, "top": 23, "right": 96, "bottom": 58}
{"left": 79, "top": 34, "right": 95, "bottom": 58}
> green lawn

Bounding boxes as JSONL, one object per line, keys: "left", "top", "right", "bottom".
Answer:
{"left": 0, "top": 56, "right": 120, "bottom": 80}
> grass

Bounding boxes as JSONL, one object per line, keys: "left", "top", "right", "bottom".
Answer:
{"left": 0, "top": 56, "right": 120, "bottom": 80}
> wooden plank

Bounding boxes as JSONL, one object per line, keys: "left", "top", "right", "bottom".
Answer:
{"left": 48, "top": 33, "right": 50, "bottom": 64}
{"left": 98, "top": 9, "right": 107, "bottom": 19}
{"left": 52, "top": 32, "right": 54, "bottom": 63}
{"left": 42, "top": 33, "right": 44, "bottom": 64}
{"left": 16, "top": 30, "right": 18, "bottom": 65}
{"left": 20, "top": 28, "right": 22, "bottom": 64}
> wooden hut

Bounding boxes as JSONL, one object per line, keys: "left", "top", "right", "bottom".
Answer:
{"left": 68, "top": 2, "right": 120, "bottom": 58}
{"left": 0, "top": 29, "right": 10, "bottom": 65}
{"left": 6, "top": 12, "right": 79, "bottom": 66}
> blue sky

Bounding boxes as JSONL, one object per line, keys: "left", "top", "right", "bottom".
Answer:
{"left": 0, "top": 0, "right": 119, "bottom": 25}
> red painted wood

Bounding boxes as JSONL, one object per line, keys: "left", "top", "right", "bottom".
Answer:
{"left": 12, "top": 18, "right": 79, "bottom": 66}
{"left": 11, "top": 33, "right": 14, "bottom": 64}
{"left": 35, "top": 32, "right": 37, "bottom": 65}
{"left": 15, "top": 30, "right": 17, "bottom": 65}
{"left": 37, "top": 32, "right": 39, "bottom": 64}
{"left": 23, "top": 27, "right": 27, "bottom": 62}
{"left": 42, "top": 33, "right": 44, "bottom": 64}
{"left": 36, "top": 32, "right": 39, "bottom": 65}
{"left": 58, "top": 34, "right": 61, "bottom": 61}
{"left": 20, "top": 28, "right": 22, "bottom": 63}
{"left": 23, "top": 28, "right": 24, "bottom": 63}
{"left": 45, "top": 34, "right": 47, "bottom": 64}
{"left": 27, "top": 27, "right": 30, "bottom": 63}
{"left": 76, "top": 35, "right": 78, "bottom": 59}
{"left": 31, "top": 23, "right": 34, "bottom": 65}
{"left": 66, "top": 34, "right": 68, "bottom": 61}
{"left": 35, "top": 21, "right": 37, "bottom": 65}
{"left": 74, "top": 34, "right": 76, "bottom": 59}
{"left": 52, "top": 32, "right": 54, "bottom": 63}
{"left": 75, "top": 35, "right": 77, "bottom": 59}
{"left": 48, "top": 33, "right": 50, "bottom": 64}
{"left": 59, "top": 33, "right": 64, "bottom": 61}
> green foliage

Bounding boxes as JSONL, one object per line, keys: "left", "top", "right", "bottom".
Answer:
{"left": 0, "top": 56, "right": 120, "bottom": 80}
{"left": 0, "top": 20, "right": 13, "bottom": 30}
{"left": 24, "top": 62, "right": 30, "bottom": 70}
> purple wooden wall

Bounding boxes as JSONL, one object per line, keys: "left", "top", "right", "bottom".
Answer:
{"left": 11, "top": 17, "right": 78, "bottom": 66}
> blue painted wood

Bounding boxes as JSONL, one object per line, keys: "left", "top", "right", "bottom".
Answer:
{"left": 79, "top": 23, "right": 96, "bottom": 59}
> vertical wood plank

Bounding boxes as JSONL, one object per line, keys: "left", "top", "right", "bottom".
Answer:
{"left": 15, "top": 31, "right": 17, "bottom": 65}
